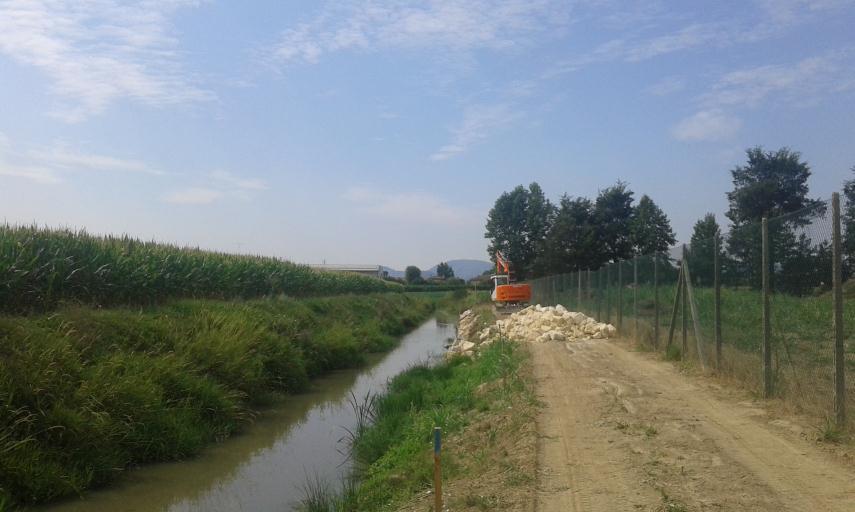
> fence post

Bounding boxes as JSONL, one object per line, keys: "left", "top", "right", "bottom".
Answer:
{"left": 682, "top": 254, "right": 707, "bottom": 371}
{"left": 596, "top": 269, "right": 602, "bottom": 321}
{"left": 714, "top": 232, "right": 722, "bottom": 370}
{"left": 633, "top": 257, "right": 638, "bottom": 343}
{"left": 617, "top": 262, "right": 623, "bottom": 334}
{"left": 654, "top": 253, "right": 659, "bottom": 349}
{"left": 681, "top": 245, "right": 688, "bottom": 359}
{"left": 587, "top": 269, "right": 591, "bottom": 316}
{"left": 577, "top": 269, "right": 582, "bottom": 312}
{"left": 762, "top": 217, "right": 773, "bottom": 398}
{"left": 832, "top": 193, "right": 846, "bottom": 427}
{"left": 434, "top": 427, "right": 442, "bottom": 511}
{"left": 667, "top": 264, "right": 683, "bottom": 349}
{"left": 606, "top": 265, "right": 612, "bottom": 325}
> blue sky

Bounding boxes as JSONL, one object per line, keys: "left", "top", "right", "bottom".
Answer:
{"left": 1, "top": 0, "right": 854, "bottom": 269}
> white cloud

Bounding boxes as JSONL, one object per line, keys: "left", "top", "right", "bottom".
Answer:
{"left": 269, "top": 0, "right": 569, "bottom": 66}
{"left": 343, "top": 186, "right": 476, "bottom": 226}
{"left": 162, "top": 187, "right": 223, "bottom": 205}
{"left": 671, "top": 109, "right": 742, "bottom": 141}
{"left": 0, "top": 0, "right": 213, "bottom": 121}
{"left": 210, "top": 170, "right": 268, "bottom": 191}
{"left": 647, "top": 76, "right": 686, "bottom": 96}
{"left": 430, "top": 103, "right": 518, "bottom": 161}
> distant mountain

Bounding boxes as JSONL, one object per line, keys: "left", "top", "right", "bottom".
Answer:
{"left": 383, "top": 259, "right": 492, "bottom": 281}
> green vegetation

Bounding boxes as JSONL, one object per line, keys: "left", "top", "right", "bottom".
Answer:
{"left": 299, "top": 338, "right": 530, "bottom": 511}
{"left": 0, "top": 293, "right": 433, "bottom": 509}
{"left": 0, "top": 225, "right": 400, "bottom": 313}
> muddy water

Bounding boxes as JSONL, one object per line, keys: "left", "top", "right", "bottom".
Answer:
{"left": 44, "top": 318, "right": 455, "bottom": 512}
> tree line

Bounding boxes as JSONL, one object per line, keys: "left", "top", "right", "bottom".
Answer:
{"left": 486, "top": 146, "right": 855, "bottom": 296}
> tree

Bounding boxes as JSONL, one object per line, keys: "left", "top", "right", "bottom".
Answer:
{"left": 594, "top": 181, "right": 635, "bottom": 263}
{"left": 435, "top": 262, "right": 454, "bottom": 279}
{"left": 630, "top": 194, "right": 676, "bottom": 256}
{"left": 688, "top": 214, "right": 720, "bottom": 286}
{"left": 842, "top": 167, "right": 855, "bottom": 274}
{"left": 525, "top": 182, "right": 555, "bottom": 276}
{"left": 485, "top": 182, "right": 554, "bottom": 279}
{"left": 539, "top": 195, "right": 600, "bottom": 274}
{"left": 404, "top": 265, "right": 422, "bottom": 284}
{"left": 725, "top": 147, "right": 823, "bottom": 290}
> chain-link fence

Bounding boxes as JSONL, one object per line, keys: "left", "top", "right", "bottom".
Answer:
{"left": 529, "top": 195, "right": 853, "bottom": 430}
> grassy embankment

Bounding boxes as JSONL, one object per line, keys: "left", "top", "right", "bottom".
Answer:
{"left": 0, "top": 293, "right": 437, "bottom": 510}
{"left": 302, "top": 307, "right": 538, "bottom": 511}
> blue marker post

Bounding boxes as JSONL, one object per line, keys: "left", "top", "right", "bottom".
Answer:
{"left": 433, "top": 427, "right": 442, "bottom": 511}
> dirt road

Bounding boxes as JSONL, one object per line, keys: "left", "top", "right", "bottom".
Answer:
{"left": 533, "top": 339, "right": 855, "bottom": 511}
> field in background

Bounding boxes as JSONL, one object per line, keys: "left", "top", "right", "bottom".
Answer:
{"left": 0, "top": 225, "right": 400, "bottom": 313}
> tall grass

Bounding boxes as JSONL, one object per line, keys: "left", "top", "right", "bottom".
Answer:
{"left": 0, "top": 225, "right": 400, "bottom": 313}
{"left": 0, "top": 293, "right": 434, "bottom": 509}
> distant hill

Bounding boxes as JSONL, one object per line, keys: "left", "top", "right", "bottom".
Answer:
{"left": 383, "top": 259, "right": 492, "bottom": 281}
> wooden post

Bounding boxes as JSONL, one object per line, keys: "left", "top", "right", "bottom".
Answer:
{"left": 654, "top": 253, "right": 660, "bottom": 349}
{"left": 714, "top": 232, "right": 722, "bottom": 370}
{"left": 633, "top": 257, "right": 638, "bottom": 342}
{"left": 617, "top": 262, "right": 623, "bottom": 334}
{"left": 434, "top": 427, "right": 442, "bottom": 511}
{"left": 667, "top": 265, "right": 683, "bottom": 349}
{"left": 682, "top": 255, "right": 707, "bottom": 371}
{"left": 681, "top": 245, "right": 688, "bottom": 359}
{"left": 762, "top": 217, "right": 772, "bottom": 398}
{"left": 832, "top": 193, "right": 846, "bottom": 427}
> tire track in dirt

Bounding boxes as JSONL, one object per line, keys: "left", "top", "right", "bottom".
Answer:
{"left": 533, "top": 339, "right": 855, "bottom": 511}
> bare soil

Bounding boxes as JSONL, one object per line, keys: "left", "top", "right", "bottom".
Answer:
{"left": 534, "top": 339, "right": 855, "bottom": 511}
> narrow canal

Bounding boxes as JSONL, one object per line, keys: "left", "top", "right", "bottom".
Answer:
{"left": 44, "top": 318, "right": 455, "bottom": 512}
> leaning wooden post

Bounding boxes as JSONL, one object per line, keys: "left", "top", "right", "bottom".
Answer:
{"left": 681, "top": 245, "right": 688, "bottom": 359}
{"left": 617, "top": 262, "right": 623, "bottom": 334}
{"left": 633, "top": 256, "right": 639, "bottom": 342}
{"left": 434, "top": 427, "right": 442, "bottom": 511}
{"left": 762, "top": 217, "right": 773, "bottom": 398}
{"left": 667, "top": 264, "right": 683, "bottom": 349}
{"left": 654, "top": 253, "right": 660, "bottom": 349}
{"left": 832, "top": 193, "right": 846, "bottom": 427}
{"left": 714, "top": 232, "right": 722, "bottom": 370}
{"left": 682, "top": 254, "right": 707, "bottom": 371}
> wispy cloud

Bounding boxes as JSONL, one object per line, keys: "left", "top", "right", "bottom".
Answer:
{"left": 210, "top": 170, "right": 268, "bottom": 191}
{"left": 671, "top": 109, "right": 742, "bottom": 141}
{"left": 430, "top": 103, "right": 518, "bottom": 161}
{"left": 343, "top": 186, "right": 476, "bottom": 226}
{"left": 647, "top": 76, "right": 686, "bottom": 96}
{"left": 0, "top": 132, "right": 164, "bottom": 183}
{"left": 0, "top": 0, "right": 213, "bottom": 121}
{"left": 162, "top": 187, "right": 223, "bottom": 205}
{"left": 268, "top": 0, "right": 569, "bottom": 66}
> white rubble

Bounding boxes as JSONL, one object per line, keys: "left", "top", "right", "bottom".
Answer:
{"left": 447, "top": 304, "right": 617, "bottom": 358}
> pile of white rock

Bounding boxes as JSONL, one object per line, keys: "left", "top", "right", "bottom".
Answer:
{"left": 447, "top": 304, "right": 616, "bottom": 358}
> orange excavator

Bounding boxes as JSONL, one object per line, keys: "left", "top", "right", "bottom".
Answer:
{"left": 491, "top": 251, "right": 532, "bottom": 307}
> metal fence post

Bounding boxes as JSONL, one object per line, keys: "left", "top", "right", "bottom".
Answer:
{"left": 667, "top": 264, "right": 683, "bottom": 349}
{"left": 832, "top": 193, "right": 846, "bottom": 427}
{"left": 681, "top": 245, "right": 688, "bottom": 359}
{"left": 762, "top": 217, "right": 773, "bottom": 398}
{"left": 714, "top": 232, "right": 722, "bottom": 370}
{"left": 654, "top": 253, "right": 660, "bottom": 349}
{"left": 606, "top": 265, "right": 612, "bottom": 324}
{"left": 633, "top": 256, "right": 638, "bottom": 343}
{"left": 577, "top": 269, "right": 582, "bottom": 312}
{"left": 596, "top": 268, "right": 602, "bottom": 321}
{"left": 617, "top": 262, "right": 623, "bottom": 334}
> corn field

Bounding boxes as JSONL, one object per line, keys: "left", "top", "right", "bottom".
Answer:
{"left": 0, "top": 225, "right": 400, "bottom": 313}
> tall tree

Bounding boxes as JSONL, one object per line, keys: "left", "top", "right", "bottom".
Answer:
{"left": 485, "top": 183, "right": 553, "bottom": 279}
{"left": 594, "top": 181, "right": 635, "bottom": 263}
{"left": 725, "top": 147, "right": 823, "bottom": 290}
{"left": 539, "top": 195, "right": 600, "bottom": 274}
{"left": 404, "top": 265, "right": 422, "bottom": 284}
{"left": 435, "top": 261, "right": 454, "bottom": 279}
{"left": 688, "top": 214, "right": 720, "bottom": 286}
{"left": 630, "top": 194, "right": 676, "bottom": 255}
{"left": 842, "top": 167, "right": 855, "bottom": 274}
